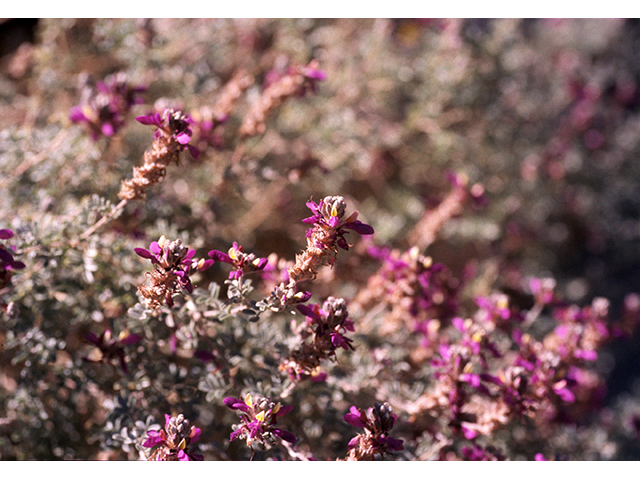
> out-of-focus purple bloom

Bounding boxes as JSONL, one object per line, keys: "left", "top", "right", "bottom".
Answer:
{"left": 1, "top": 228, "right": 25, "bottom": 289}
{"left": 143, "top": 414, "right": 203, "bottom": 461}
{"left": 224, "top": 393, "right": 296, "bottom": 448}
{"left": 208, "top": 241, "right": 268, "bottom": 280}
{"left": 83, "top": 329, "right": 141, "bottom": 374}
{"left": 70, "top": 72, "right": 146, "bottom": 141}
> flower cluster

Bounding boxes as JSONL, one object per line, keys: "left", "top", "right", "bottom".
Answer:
{"left": 118, "top": 108, "right": 200, "bottom": 200}
{"left": 143, "top": 414, "right": 203, "bottom": 461}
{"left": 224, "top": 393, "right": 296, "bottom": 450}
{"left": 259, "top": 196, "right": 373, "bottom": 312}
{"left": 291, "top": 195, "right": 373, "bottom": 283}
{"left": 70, "top": 72, "right": 146, "bottom": 140}
{"left": 342, "top": 402, "right": 404, "bottom": 460}
{"left": 356, "top": 245, "right": 459, "bottom": 348}
{"left": 0, "top": 229, "right": 25, "bottom": 289}
{"left": 281, "top": 296, "right": 355, "bottom": 382}
{"left": 208, "top": 242, "right": 268, "bottom": 280}
{"left": 83, "top": 329, "right": 141, "bottom": 374}
{"left": 134, "top": 235, "right": 213, "bottom": 309}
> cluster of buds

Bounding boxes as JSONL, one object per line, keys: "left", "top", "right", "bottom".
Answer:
{"left": 0, "top": 229, "right": 25, "bottom": 289}
{"left": 342, "top": 402, "right": 404, "bottom": 460}
{"left": 134, "top": 235, "right": 213, "bottom": 309}
{"left": 82, "top": 329, "right": 141, "bottom": 374}
{"left": 118, "top": 108, "right": 200, "bottom": 200}
{"left": 208, "top": 242, "right": 269, "bottom": 280}
{"left": 143, "top": 414, "right": 203, "bottom": 461}
{"left": 280, "top": 296, "right": 355, "bottom": 382}
{"left": 259, "top": 196, "right": 373, "bottom": 313}
{"left": 69, "top": 72, "right": 146, "bottom": 140}
{"left": 224, "top": 393, "right": 296, "bottom": 450}
{"left": 239, "top": 60, "right": 326, "bottom": 137}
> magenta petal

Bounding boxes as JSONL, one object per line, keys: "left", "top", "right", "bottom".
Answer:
{"left": 142, "top": 431, "right": 164, "bottom": 448}
{"left": 0, "top": 229, "right": 14, "bottom": 239}
{"left": 101, "top": 123, "right": 115, "bottom": 137}
{"left": 121, "top": 334, "right": 142, "bottom": 345}
{"left": 345, "top": 221, "right": 374, "bottom": 235}
{"left": 276, "top": 404, "right": 293, "bottom": 416}
{"left": 273, "top": 428, "right": 296, "bottom": 444}
{"left": 149, "top": 241, "right": 162, "bottom": 254}
{"left": 343, "top": 413, "right": 366, "bottom": 429}
{"left": 208, "top": 250, "right": 232, "bottom": 263}
{"left": 187, "top": 144, "right": 201, "bottom": 159}
{"left": 199, "top": 259, "right": 214, "bottom": 271}
{"left": 0, "top": 249, "right": 14, "bottom": 263}
{"left": 190, "top": 427, "right": 201, "bottom": 443}
{"left": 10, "top": 260, "right": 25, "bottom": 270}
{"left": 177, "top": 450, "right": 189, "bottom": 461}
{"left": 134, "top": 248, "right": 154, "bottom": 259}
{"left": 175, "top": 132, "right": 191, "bottom": 144}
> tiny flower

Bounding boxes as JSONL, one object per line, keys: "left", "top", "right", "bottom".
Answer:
{"left": 83, "top": 328, "right": 141, "bottom": 374}
{"left": 143, "top": 414, "right": 203, "bottom": 461}
{"left": 70, "top": 73, "right": 146, "bottom": 141}
{"left": 135, "top": 236, "right": 212, "bottom": 309}
{"left": 208, "top": 242, "right": 268, "bottom": 280}
{"left": 343, "top": 402, "right": 403, "bottom": 461}
{"left": 136, "top": 108, "right": 200, "bottom": 159}
{"left": 281, "top": 297, "right": 355, "bottom": 382}
{"left": 1, "top": 228, "right": 25, "bottom": 289}
{"left": 224, "top": 393, "right": 296, "bottom": 450}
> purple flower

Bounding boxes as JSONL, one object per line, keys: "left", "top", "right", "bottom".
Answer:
{"left": 135, "top": 236, "right": 212, "bottom": 309}
{"left": 303, "top": 197, "right": 374, "bottom": 246}
{"left": 143, "top": 414, "right": 203, "bottom": 461}
{"left": 136, "top": 108, "right": 200, "bottom": 159}
{"left": 70, "top": 72, "right": 146, "bottom": 141}
{"left": 208, "top": 242, "right": 268, "bottom": 280}
{"left": 83, "top": 329, "right": 141, "bottom": 374}
{"left": 343, "top": 402, "right": 403, "bottom": 460}
{"left": 1, "top": 228, "right": 25, "bottom": 289}
{"left": 224, "top": 393, "right": 296, "bottom": 448}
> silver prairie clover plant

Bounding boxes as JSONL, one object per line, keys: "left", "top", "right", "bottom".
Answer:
{"left": 4, "top": 19, "right": 640, "bottom": 462}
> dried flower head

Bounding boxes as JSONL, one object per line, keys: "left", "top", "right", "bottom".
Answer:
{"left": 143, "top": 413, "right": 203, "bottom": 461}
{"left": 134, "top": 235, "right": 212, "bottom": 309}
